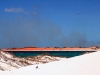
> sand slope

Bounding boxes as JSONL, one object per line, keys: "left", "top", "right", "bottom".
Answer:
{"left": 0, "top": 51, "right": 62, "bottom": 71}
{"left": 0, "top": 51, "right": 100, "bottom": 75}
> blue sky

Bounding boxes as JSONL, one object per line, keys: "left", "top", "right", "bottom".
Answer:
{"left": 0, "top": 0, "right": 100, "bottom": 48}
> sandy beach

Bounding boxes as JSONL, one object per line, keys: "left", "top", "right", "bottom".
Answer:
{"left": 0, "top": 51, "right": 100, "bottom": 75}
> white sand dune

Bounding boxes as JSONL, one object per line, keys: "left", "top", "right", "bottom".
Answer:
{"left": 0, "top": 51, "right": 100, "bottom": 75}
{"left": 0, "top": 51, "right": 62, "bottom": 71}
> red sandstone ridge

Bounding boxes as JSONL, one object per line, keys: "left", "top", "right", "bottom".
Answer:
{"left": 1, "top": 46, "right": 100, "bottom": 51}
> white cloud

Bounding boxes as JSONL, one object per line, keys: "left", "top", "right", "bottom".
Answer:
{"left": 25, "top": 12, "right": 38, "bottom": 15}
{"left": 5, "top": 7, "right": 24, "bottom": 13}
{"left": 5, "top": 7, "right": 39, "bottom": 15}
{"left": 25, "top": 12, "right": 30, "bottom": 15}
{"left": 33, "top": 12, "right": 38, "bottom": 15}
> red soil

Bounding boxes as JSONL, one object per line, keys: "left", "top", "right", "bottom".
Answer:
{"left": 1, "top": 46, "right": 100, "bottom": 51}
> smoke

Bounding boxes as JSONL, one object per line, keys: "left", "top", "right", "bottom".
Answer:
{"left": 60, "top": 31, "right": 98, "bottom": 47}
{"left": 0, "top": 17, "right": 99, "bottom": 48}
{"left": 0, "top": 18, "right": 62, "bottom": 48}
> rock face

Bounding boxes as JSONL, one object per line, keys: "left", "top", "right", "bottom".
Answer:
{"left": 0, "top": 51, "right": 63, "bottom": 71}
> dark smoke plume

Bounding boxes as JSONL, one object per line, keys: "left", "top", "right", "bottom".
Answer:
{"left": 0, "top": 18, "right": 99, "bottom": 48}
